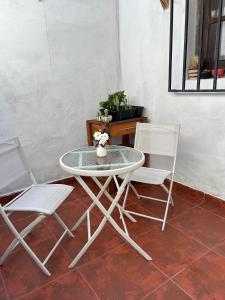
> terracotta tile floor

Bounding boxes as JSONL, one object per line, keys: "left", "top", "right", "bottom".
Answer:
{"left": 0, "top": 181, "right": 225, "bottom": 300}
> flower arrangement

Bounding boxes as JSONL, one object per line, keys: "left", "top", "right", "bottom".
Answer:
{"left": 93, "top": 130, "right": 109, "bottom": 147}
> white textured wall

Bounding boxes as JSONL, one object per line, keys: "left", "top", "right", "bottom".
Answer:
{"left": 119, "top": 0, "right": 225, "bottom": 199}
{"left": 0, "top": 0, "right": 120, "bottom": 183}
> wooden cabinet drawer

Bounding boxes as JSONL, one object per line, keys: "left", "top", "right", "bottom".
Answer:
{"left": 111, "top": 121, "right": 137, "bottom": 136}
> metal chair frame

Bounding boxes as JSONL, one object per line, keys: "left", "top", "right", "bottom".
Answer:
{"left": 0, "top": 137, "right": 74, "bottom": 276}
{"left": 120, "top": 124, "right": 180, "bottom": 231}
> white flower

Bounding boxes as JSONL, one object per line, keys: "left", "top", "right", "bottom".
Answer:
{"left": 93, "top": 131, "right": 101, "bottom": 141}
{"left": 101, "top": 133, "right": 109, "bottom": 141}
{"left": 93, "top": 130, "right": 109, "bottom": 147}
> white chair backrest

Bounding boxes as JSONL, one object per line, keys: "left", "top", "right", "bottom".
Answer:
{"left": 0, "top": 137, "right": 36, "bottom": 196}
{"left": 134, "top": 123, "right": 180, "bottom": 157}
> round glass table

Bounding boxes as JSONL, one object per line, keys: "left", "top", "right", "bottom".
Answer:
{"left": 59, "top": 145, "right": 151, "bottom": 268}
{"left": 59, "top": 145, "right": 145, "bottom": 177}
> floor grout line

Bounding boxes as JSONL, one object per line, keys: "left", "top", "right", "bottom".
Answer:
{"left": 168, "top": 222, "right": 213, "bottom": 250}
{"left": 168, "top": 214, "right": 225, "bottom": 251}
{"left": 139, "top": 245, "right": 209, "bottom": 299}
{"left": 77, "top": 269, "right": 101, "bottom": 300}
{"left": 0, "top": 269, "right": 10, "bottom": 300}
{"left": 168, "top": 201, "right": 203, "bottom": 222}
{"left": 139, "top": 278, "right": 171, "bottom": 300}
{"left": 209, "top": 248, "right": 225, "bottom": 260}
{"left": 197, "top": 202, "right": 225, "bottom": 220}
{"left": 194, "top": 205, "right": 225, "bottom": 221}
{"left": 169, "top": 247, "right": 212, "bottom": 281}
{"left": 170, "top": 279, "right": 197, "bottom": 300}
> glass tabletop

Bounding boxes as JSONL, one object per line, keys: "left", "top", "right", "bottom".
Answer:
{"left": 59, "top": 145, "right": 145, "bottom": 177}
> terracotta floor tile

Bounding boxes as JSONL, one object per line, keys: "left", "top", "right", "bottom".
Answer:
{"left": 0, "top": 271, "right": 8, "bottom": 300}
{"left": 174, "top": 252, "right": 225, "bottom": 300}
{"left": 145, "top": 281, "right": 192, "bottom": 300}
{"left": 169, "top": 207, "right": 225, "bottom": 248}
{"left": 1, "top": 238, "right": 71, "bottom": 299}
{"left": 79, "top": 244, "right": 167, "bottom": 300}
{"left": 61, "top": 216, "right": 124, "bottom": 267}
{"left": 172, "top": 184, "right": 204, "bottom": 206}
{"left": 20, "top": 270, "right": 97, "bottom": 300}
{"left": 212, "top": 240, "right": 225, "bottom": 258}
{"left": 136, "top": 225, "right": 207, "bottom": 277}
{"left": 200, "top": 195, "right": 225, "bottom": 219}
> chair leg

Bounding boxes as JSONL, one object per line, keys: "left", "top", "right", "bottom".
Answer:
{"left": 0, "top": 214, "right": 51, "bottom": 276}
{"left": 20, "top": 236, "right": 51, "bottom": 276}
{"left": 161, "top": 183, "right": 174, "bottom": 206}
{"left": 0, "top": 214, "right": 45, "bottom": 265}
{"left": 162, "top": 196, "right": 171, "bottom": 231}
{"left": 130, "top": 183, "right": 140, "bottom": 199}
{"left": 53, "top": 212, "right": 74, "bottom": 237}
{"left": 161, "top": 182, "right": 174, "bottom": 231}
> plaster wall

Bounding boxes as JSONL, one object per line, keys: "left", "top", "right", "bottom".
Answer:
{"left": 0, "top": 0, "right": 120, "bottom": 184}
{"left": 119, "top": 0, "right": 225, "bottom": 199}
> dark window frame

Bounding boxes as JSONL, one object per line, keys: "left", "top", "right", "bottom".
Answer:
{"left": 168, "top": 0, "right": 225, "bottom": 93}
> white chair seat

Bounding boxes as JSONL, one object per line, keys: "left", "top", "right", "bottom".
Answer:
{"left": 119, "top": 167, "right": 171, "bottom": 185}
{"left": 4, "top": 184, "right": 74, "bottom": 214}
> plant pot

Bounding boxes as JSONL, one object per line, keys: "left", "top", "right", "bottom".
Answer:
{"left": 132, "top": 106, "right": 144, "bottom": 118}
{"left": 100, "top": 108, "right": 133, "bottom": 121}
{"left": 100, "top": 106, "right": 144, "bottom": 122}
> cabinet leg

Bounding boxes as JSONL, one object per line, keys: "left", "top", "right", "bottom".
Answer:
{"left": 122, "top": 135, "right": 130, "bottom": 146}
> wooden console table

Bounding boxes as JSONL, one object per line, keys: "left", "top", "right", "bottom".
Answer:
{"left": 86, "top": 117, "right": 148, "bottom": 192}
{"left": 86, "top": 117, "right": 148, "bottom": 146}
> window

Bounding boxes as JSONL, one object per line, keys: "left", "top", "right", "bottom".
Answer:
{"left": 168, "top": 0, "right": 225, "bottom": 93}
{"left": 203, "top": 0, "right": 225, "bottom": 68}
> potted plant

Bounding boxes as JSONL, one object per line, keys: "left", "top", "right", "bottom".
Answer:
{"left": 99, "top": 91, "right": 143, "bottom": 121}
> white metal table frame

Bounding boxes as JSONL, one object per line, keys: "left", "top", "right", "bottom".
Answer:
{"left": 59, "top": 146, "right": 152, "bottom": 268}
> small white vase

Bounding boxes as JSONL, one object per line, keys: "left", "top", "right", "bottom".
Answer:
{"left": 96, "top": 146, "right": 107, "bottom": 157}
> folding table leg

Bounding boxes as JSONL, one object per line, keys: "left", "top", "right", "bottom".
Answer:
{"left": 68, "top": 173, "right": 151, "bottom": 268}
{"left": 107, "top": 215, "right": 151, "bottom": 261}
{"left": 69, "top": 217, "right": 107, "bottom": 268}
{"left": 92, "top": 177, "right": 136, "bottom": 223}
{"left": 71, "top": 176, "right": 113, "bottom": 232}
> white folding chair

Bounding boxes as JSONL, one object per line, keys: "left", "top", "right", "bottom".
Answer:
{"left": 119, "top": 123, "right": 180, "bottom": 231}
{"left": 0, "top": 137, "right": 74, "bottom": 276}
